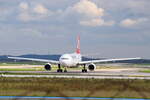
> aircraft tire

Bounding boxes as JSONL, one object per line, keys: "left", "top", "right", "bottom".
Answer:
{"left": 57, "top": 69, "right": 60, "bottom": 72}
{"left": 57, "top": 69, "right": 63, "bottom": 72}
{"left": 60, "top": 69, "right": 63, "bottom": 72}
{"left": 82, "top": 69, "right": 87, "bottom": 73}
{"left": 64, "top": 70, "right": 67, "bottom": 72}
{"left": 85, "top": 69, "right": 87, "bottom": 72}
{"left": 82, "top": 69, "right": 84, "bottom": 72}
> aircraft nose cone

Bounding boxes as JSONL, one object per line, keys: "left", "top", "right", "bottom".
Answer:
{"left": 60, "top": 60, "right": 69, "bottom": 66}
{"left": 59, "top": 54, "right": 72, "bottom": 66}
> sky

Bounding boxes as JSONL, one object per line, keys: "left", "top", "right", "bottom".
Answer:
{"left": 0, "top": 0, "right": 150, "bottom": 58}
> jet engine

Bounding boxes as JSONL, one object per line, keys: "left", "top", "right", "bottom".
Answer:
{"left": 44, "top": 63, "right": 52, "bottom": 70}
{"left": 88, "top": 63, "right": 96, "bottom": 71}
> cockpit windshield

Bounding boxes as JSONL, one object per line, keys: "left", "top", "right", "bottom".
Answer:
{"left": 61, "top": 58, "right": 69, "bottom": 60}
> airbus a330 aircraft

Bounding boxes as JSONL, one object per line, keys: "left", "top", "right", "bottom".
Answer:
{"left": 8, "top": 36, "right": 141, "bottom": 72}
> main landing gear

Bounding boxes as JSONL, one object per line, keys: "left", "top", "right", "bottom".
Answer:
{"left": 64, "top": 67, "right": 67, "bottom": 72}
{"left": 82, "top": 64, "right": 87, "bottom": 73}
{"left": 57, "top": 64, "right": 67, "bottom": 72}
{"left": 57, "top": 64, "right": 62, "bottom": 72}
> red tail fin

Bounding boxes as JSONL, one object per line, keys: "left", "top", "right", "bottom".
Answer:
{"left": 76, "top": 36, "right": 80, "bottom": 54}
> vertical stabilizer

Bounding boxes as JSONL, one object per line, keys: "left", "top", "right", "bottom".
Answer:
{"left": 76, "top": 36, "right": 80, "bottom": 54}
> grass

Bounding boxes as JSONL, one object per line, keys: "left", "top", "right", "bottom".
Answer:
{"left": 0, "top": 66, "right": 128, "bottom": 72}
{"left": 140, "top": 69, "right": 150, "bottom": 73}
{"left": 0, "top": 66, "right": 83, "bottom": 71}
{"left": 0, "top": 62, "right": 45, "bottom": 66}
{"left": 134, "top": 63, "right": 150, "bottom": 66}
{"left": 0, "top": 77, "right": 150, "bottom": 98}
{"left": 0, "top": 72, "right": 51, "bottom": 75}
{"left": 0, "top": 68, "right": 45, "bottom": 71}
{"left": 0, "top": 63, "right": 128, "bottom": 72}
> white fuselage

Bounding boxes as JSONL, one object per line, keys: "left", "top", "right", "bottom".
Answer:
{"left": 59, "top": 53, "right": 81, "bottom": 67}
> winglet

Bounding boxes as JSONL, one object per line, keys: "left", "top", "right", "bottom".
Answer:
{"left": 76, "top": 36, "right": 80, "bottom": 54}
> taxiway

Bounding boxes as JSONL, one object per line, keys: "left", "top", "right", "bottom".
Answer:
{"left": 1, "top": 68, "right": 150, "bottom": 79}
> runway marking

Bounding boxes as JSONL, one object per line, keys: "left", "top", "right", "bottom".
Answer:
{"left": 1, "top": 74, "right": 150, "bottom": 80}
{"left": 0, "top": 96, "right": 150, "bottom": 100}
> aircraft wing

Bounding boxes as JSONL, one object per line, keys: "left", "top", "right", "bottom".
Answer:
{"left": 78, "top": 57, "right": 141, "bottom": 65}
{"left": 8, "top": 56, "right": 59, "bottom": 64}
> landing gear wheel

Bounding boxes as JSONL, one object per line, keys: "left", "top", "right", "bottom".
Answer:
{"left": 57, "top": 69, "right": 59, "bottom": 72}
{"left": 64, "top": 67, "right": 67, "bottom": 72}
{"left": 57, "top": 64, "right": 63, "bottom": 72}
{"left": 57, "top": 69, "right": 63, "bottom": 72}
{"left": 82, "top": 69, "right": 87, "bottom": 73}
{"left": 82, "top": 64, "right": 87, "bottom": 73}
{"left": 64, "top": 69, "right": 67, "bottom": 72}
{"left": 85, "top": 69, "right": 87, "bottom": 72}
{"left": 82, "top": 69, "right": 84, "bottom": 72}
{"left": 60, "top": 69, "right": 63, "bottom": 72}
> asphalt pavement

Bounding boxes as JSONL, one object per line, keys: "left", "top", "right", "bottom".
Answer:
{"left": 1, "top": 68, "right": 150, "bottom": 79}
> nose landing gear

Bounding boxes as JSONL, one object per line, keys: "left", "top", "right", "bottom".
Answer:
{"left": 57, "top": 64, "right": 68, "bottom": 73}
{"left": 82, "top": 64, "right": 87, "bottom": 73}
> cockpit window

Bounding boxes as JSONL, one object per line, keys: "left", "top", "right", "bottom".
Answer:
{"left": 61, "top": 58, "right": 69, "bottom": 60}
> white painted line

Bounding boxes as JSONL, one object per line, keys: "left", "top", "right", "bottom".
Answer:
{"left": 1, "top": 74, "right": 150, "bottom": 80}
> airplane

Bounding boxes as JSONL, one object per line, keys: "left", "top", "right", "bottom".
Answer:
{"left": 8, "top": 36, "right": 141, "bottom": 73}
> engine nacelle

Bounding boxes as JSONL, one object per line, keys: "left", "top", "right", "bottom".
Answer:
{"left": 88, "top": 63, "right": 96, "bottom": 71}
{"left": 44, "top": 63, "right": 52, "bottom": 71}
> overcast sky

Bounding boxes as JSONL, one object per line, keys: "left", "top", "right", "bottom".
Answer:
{"left": 0, "top": 0, "right": 150, "bottom": 58}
